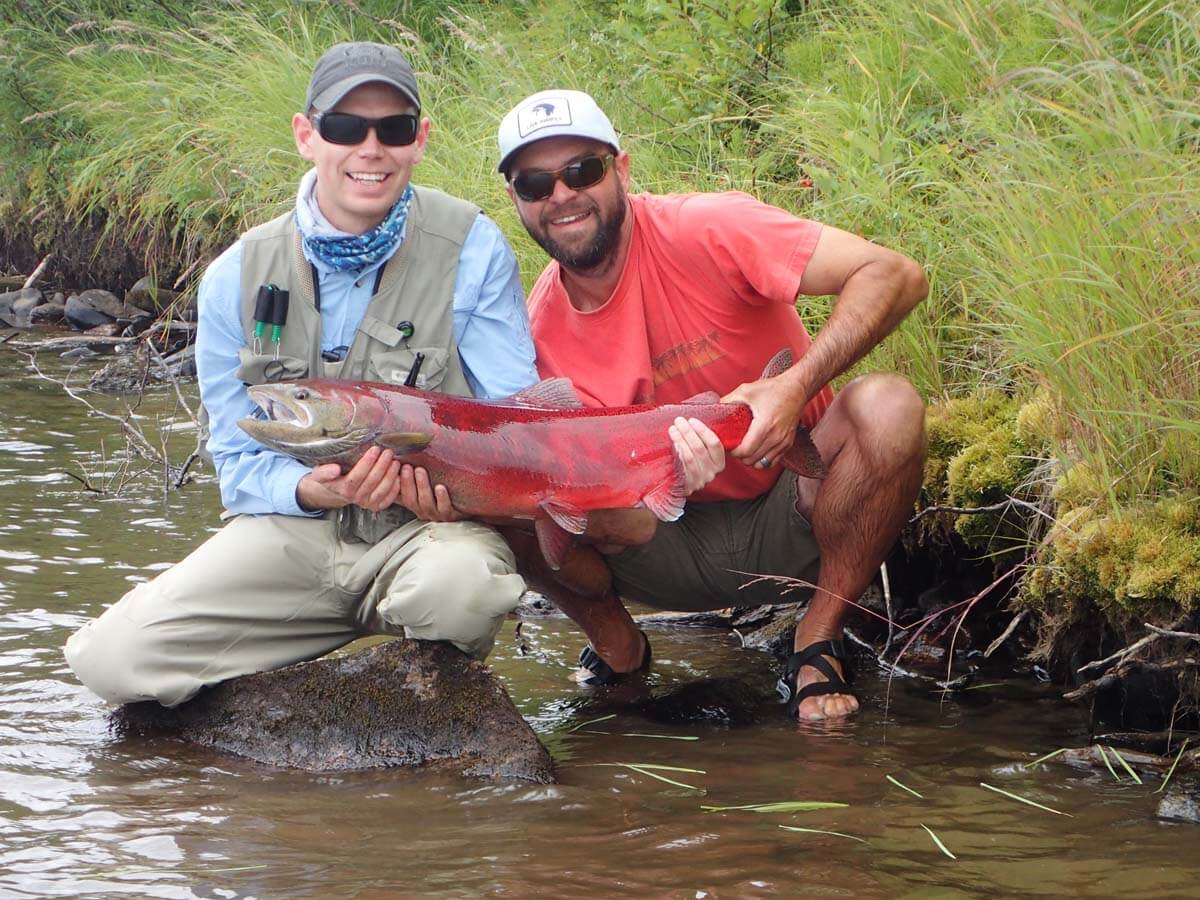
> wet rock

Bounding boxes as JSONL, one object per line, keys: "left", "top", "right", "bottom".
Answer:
{"left": 110, "top": 638, "right": 555, "bottom": 782}
{"left": 739, "top": 610, "right": 798, "bottom": 659}
{"left": 89, "top": 341, "right": 198, "bottom": 393}
{"left": 126, "top": 275, "right": 178, "bottom": 314}
{"left": 513, "top": 590, "right": 564, "bottom": 618}
{"left": 1156, "top": 781, "right": 1200, "bottom": 824}
{"left": 634, "top": 677, "right": 772, "bottom": 726}
{"left": 77, "top": 288, "right": 142, "bottom": 321}
{"left": 0, "top": 288, "right": 42, "bottom": 328}
{"left": 65, "top": 294, "right": 114, "bottom": 330}
{"left": 30, "top": 302, "right": 66, "bottom": 325}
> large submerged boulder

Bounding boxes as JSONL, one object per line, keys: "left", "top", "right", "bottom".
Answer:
{"left": 111, "top": 639, "right": 555, "bottom": 783}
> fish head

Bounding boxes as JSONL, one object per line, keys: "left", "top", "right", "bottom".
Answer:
{"left": 238, "top": 380, "right": 387, "bottom": 469}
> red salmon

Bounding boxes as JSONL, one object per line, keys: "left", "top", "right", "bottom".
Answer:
{"left": 239, "top": 350, "right": 824, "bottom": 567}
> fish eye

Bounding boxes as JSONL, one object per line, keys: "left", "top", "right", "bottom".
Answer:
{"left": 294, "top": 388, "right": 309, "bottom": 401}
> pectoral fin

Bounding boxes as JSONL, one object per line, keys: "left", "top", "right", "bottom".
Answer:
{"left": 641, "top": 450, "right": 688, "bottom": 522}
{"left": 376, "top": 431, "right": 433, "bottom": 454}
{"left": 780, "top": 427, "right": 826, "bottom": 479}
{"left": 535, "top": 516, "right": 576, "bottom": 571}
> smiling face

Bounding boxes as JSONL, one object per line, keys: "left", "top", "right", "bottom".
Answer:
{"left": 292, "top": 82, "right": 430, "bottom": 234}
{"left": 506, "top": 136, "right": 631, "bottom": 273}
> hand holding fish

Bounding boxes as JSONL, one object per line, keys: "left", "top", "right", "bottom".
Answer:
{"left": 297, "top": 446, "right": 402, "bottom": 512}
{"left": 721, "top": 376, "right": 808, "bottom": 470}
{"left": 669, "top": 416, "right": 726, "bottom": 494}
{"left": 398, "top": 464, "right": 465, "bottom": 522}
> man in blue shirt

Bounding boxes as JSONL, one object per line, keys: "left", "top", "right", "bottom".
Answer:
{"left": 64, "top": 42, "right": 537, "bottom": 707}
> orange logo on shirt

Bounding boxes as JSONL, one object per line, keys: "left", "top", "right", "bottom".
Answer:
{"left": 651, "top": 331, "right": 724, "bottom": 386}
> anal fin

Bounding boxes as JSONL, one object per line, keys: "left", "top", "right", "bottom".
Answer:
{"left": 535, "top": 517, "right": 576, "bottom": 571}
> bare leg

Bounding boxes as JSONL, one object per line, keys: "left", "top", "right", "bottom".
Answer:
{"left": 502, "top": 528, "right": 647, "bottom": 675}
{"left": 791, "top": 373, "right": 927, "bottom": 720}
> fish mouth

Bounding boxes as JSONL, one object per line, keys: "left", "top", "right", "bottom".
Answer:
{"left": 249, "top": 387, "right": 316, "bottom": 430}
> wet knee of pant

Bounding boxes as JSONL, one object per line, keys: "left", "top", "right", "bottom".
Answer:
{"left": 377, "top": 533, "right": 525, "bottom": 660}
{"left": 63, "top": 611, "right": 195, "bottom": 707}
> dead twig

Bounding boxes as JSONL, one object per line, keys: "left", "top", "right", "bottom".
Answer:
{"left": 1075, "top": 619, "right": 1190, "bottom": 677}
{"left": 910, "top": 497, "right": 1053, "bottom": 524}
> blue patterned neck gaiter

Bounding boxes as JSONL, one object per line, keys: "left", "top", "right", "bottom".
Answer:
{"left": 301, "top": 184, "right": 413, "bottom": 272}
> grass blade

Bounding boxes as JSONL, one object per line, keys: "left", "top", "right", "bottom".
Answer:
{"left": 619, "top": 733, "right": 700, "bottom": 741}
{"left": 1096, "top": 744, "right": 1123, "bottom": 782}
{"left": 1155, "top": 738, "right": 1190, "bottom": 795}
{"left": 921, "top": 824, "right": 956, "bottom": 860}
{"left": 1107, "top": 746, "right": 1143, "bottom": 785}
{"left": 565, "top": 714, "right": 616, "bottom": 734}
{"left": 1025, "top": 748, "right": 1069, "bottom": 768}
{"left": 979, "top": 782, "right": 1071, "bottom": 816}
{"left": 624, "top": 764, "right": 702, "bottom": 791}
{"left": 886, "top": 774, "right": 924, "bottom": 799}
{"left": 701, "top": 801, "right": 849, "bottom": 813}
{"left": 620, "top": 763, "right": 706, "bottom": 773}
{"left": 779, "top": 825, "right": 867, "bottom": 843}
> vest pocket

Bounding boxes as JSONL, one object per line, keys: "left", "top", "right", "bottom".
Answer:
{"left": 236, "top": 347, "right": 308, "bottom": 385}
{"left": 367, "top": 346, "right": 449, "bottom": 391}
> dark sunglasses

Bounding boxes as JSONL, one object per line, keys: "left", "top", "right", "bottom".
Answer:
{"left": 311, "top": 112, "right": 420, "bottom": 147}
{"left": 510, "top": 154, "right": 614, "bottom": 202}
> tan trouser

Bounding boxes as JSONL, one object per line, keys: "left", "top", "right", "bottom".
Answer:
{"left": 64, "top": 514, "right": 525, "bottom": 707}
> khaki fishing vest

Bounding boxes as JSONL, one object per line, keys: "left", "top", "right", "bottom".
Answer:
{"left": 223, "top": 184, "right": 481, "bottom": 542}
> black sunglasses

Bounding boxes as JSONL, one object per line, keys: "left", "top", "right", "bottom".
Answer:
{"left": 311, "top": 112, "right": 420, "bottom": 147}
{"left": 510, "top": 154, "right": 614, "bottom": 202}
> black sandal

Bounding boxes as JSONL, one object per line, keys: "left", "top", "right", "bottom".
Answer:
{"left": 578, "top": 630, "right": 652, "bottom": 687}
{"left": 776, "top": 639, "right": 856, "bottom": 717}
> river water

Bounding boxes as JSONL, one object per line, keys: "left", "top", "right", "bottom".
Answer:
{"left": 0, "top": 346, "right": 1196, "bottom": 898}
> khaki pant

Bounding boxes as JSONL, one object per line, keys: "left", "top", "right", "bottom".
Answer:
{"left": 609, "top": 470, "right": 821, "bottom": 611}
{"left": 64, "top": 514, "right": 525, "bottom": 707}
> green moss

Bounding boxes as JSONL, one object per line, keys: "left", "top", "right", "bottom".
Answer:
{"left": 1023, "top": 498, "right": 1200, "bottom": 619}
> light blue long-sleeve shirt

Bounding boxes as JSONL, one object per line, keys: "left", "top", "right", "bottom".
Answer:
{"left": 195, "top": 207, "right": 538, "bottom": 517}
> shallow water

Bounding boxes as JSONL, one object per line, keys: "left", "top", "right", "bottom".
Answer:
{"left": 1, "top": 347, "right": 1197, "bottom": 898}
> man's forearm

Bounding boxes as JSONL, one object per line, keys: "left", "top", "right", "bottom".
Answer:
{"left": 787, "top": 254, "right": 927, "bottom": 397}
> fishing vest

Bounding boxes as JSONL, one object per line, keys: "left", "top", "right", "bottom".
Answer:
{"left": 229, "top": 184, "right": 480, "bottom": 543}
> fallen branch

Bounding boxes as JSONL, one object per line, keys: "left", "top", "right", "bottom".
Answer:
{"left": 22, "top": 254, "right": 51, "bottom": 289}
{"left": 985, "top": 609, "right": 1030, "bottom": 658}
{"left": 1076, "top": 630, "right": 1165, "bottom": 677}
{"left": 1144, "top": 623, "right": 1200, "bottom": 644}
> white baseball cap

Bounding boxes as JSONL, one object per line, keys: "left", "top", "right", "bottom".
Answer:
{"left": 497, "top": 89, "right": 620, "bottom": 175}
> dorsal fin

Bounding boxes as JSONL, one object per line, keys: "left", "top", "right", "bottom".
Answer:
{"left": 681, "top": 391, "right": 721, "bottom": 405}
{"left": 760, "top": 348, "right": 794, "bottom": 379}
{"left": 641, "top": 449, "right": 688, "bottom": 522}
{"left": 780, "top": 427, "right": 827, "bottom": 479}
{"left": 510, "top": 378, "right": 584, "bottom": 409}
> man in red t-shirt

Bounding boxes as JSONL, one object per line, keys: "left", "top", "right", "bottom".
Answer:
{"left": 494, "top": 89, "right": 928, "bottom": 721}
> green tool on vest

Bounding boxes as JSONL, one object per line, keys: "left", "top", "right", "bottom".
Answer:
{"left": 252, "top": 284, "right": 290, "bottom": 357}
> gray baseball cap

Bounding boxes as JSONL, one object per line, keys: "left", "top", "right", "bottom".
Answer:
{"left": 305, "top": 42, "right": 420, "bottom": 114}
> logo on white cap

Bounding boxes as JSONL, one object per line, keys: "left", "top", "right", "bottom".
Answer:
{"left": 517, "top": 96, "right": 573, "bottom": 138}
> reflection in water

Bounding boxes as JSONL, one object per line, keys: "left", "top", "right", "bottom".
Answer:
{"left": 0, "top": 350, "right": 1197, "bottom": 897}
